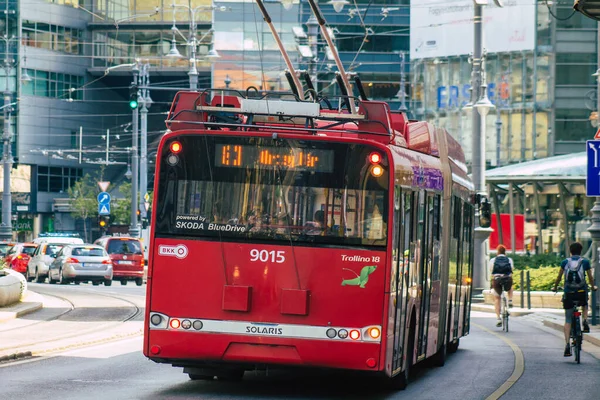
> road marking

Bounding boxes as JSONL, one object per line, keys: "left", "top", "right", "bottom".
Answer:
{"left": 0, "top": 336, "right": 143, "bottom": 368}
{"left": 473, "top": 323, "right": 524, "bottom": 400}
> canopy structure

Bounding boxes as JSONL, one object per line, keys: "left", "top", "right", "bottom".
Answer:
{"left": 485, "top": 152, "right": 589, "bottom": 255}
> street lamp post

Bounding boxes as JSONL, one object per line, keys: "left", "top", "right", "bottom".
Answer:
{"left": 139, "top": 62, "right": 151, "bottom": 222}
{"left": 130, "top": 62, "right": 140, "bottom": 238}
{"left": 168, "top": 3, "right": 221, "bottom": 90}
{"left": 0, "top": 35, "right": 19, "bottom": 240}
{"left": 306, "top": 14, "right": 319, "bottom": 86}
{"left": 588, "top": 27, "right": 600, "bottom": 325}
{"left": 469, "top": 1, "right": 496, "bottom": 296}
{"left": 398, "top": 51, "right": 408, "bottom": 112}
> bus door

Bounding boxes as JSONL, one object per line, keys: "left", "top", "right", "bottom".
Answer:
{"left": 391, "top": 188, "right": 412, "bottom": 372}
{"left": 453, "top": 198, "right": 464, "bottom": 339}
{"left": 427, "top": 195, "right": 442, "bottom": 355}
{"left": 416, "top": 191, "right": 432, "bottom": 360}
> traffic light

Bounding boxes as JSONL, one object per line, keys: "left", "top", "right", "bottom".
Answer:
{"left": 98, "top": 215, "right": 110, "bottom": 229}
{"left": 479, "top": 198, "right": 492, "bottom": 228}
{"left": 129, "top": 84, "right": 139, "bottom": 109}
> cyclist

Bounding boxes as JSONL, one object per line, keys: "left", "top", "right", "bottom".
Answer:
{"left": 552, "top": 242, "right": 597, "bottom": 357}
{"left": 489, "top": 244, "right": 514, "bottom": 327}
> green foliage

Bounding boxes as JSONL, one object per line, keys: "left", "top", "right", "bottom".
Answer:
{"left": 512, "top": 267, "right": 560, "bottom": 291}
{"left": 510, "top": 253, "right": 563, "bottom": 270}
{"left": 68, "top": 172, "right": 100, "bottom": 242}
{"left": 68, "top": 173, "right": 98, "bottom": 221}
{"left": 112, "top": 182, "right": 132, "bottom": 225}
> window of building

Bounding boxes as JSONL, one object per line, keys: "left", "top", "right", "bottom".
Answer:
{"left": 556, "top": 8, "right": 597, "bottom": 29}
{"left": 556, "top": 64, "right": 597, "bottom": 85}
{"left": 21, "top": 69, "right": 84, "bottom": 99}
{"left": 37, "top": 166, "right": 82, "bottom": 193}
{"left": 22, "top": 20, "right": 82, "bottom": 55}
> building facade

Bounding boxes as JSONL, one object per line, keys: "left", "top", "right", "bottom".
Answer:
{"left": 0, "top": 0, "right": 413, "bottom": 240}
{"left": 409, "top": 1, "right": 598, "bottom": 167}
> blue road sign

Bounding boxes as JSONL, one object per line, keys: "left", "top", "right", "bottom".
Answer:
{"left": 587, "top": 141, "right": 600, "bottom": 196}
{"left": 97, "top": 192, "right": 111, "bottom": 204}
{"left": 98, "top": 203, "right": 110, "bottom": 215}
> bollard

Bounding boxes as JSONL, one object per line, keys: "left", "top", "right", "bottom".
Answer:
{"left": 520, "top": 270, "right": 524, "bottom": 309}
{"left": 526, "top": 270, "right": 531, "bottom": 309}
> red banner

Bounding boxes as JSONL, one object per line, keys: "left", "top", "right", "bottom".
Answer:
{"left": 489, "top": 213, "right": 525, "bottom": 251}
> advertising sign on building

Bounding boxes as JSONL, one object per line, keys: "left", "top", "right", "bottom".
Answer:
{"left": 410, "top": 0, "right": 536, "bottom": 59}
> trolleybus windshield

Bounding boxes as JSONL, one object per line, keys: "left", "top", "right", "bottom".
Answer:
{"left": 155, "top": 136, "right": 389, "bottom": 247}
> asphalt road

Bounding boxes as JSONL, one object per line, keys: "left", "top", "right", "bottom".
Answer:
{"left": 1, "top": 284, "right": 600, "bottom": 399}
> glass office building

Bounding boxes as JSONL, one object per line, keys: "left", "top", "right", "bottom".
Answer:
{"left": 410, "top": 2, "right": 598, "bottom": 166}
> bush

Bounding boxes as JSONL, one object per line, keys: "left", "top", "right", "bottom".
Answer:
{"left": 512, "top": 267, "right": 560, "bottom": 291}
{"left": 511, "top": 254, "right": 563, "bottom": 271}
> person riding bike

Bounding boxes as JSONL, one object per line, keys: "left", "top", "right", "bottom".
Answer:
{"left": 552, "top": 242, "right": 597, "bottom": 357}
{"left": 489, "top": 244, "right": 514, "bottom": 327}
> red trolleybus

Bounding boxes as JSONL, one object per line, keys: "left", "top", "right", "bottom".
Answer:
{"left": 143, "top": 87, "right": 476, "bottom": 389}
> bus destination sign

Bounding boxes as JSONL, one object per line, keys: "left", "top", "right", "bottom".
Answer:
{"left": 215, "top": 144, "right": 334, "bottom": 173}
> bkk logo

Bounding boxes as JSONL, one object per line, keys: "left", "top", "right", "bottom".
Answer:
{"left": 158, "top": 244, "right": 189, "bottom": 259}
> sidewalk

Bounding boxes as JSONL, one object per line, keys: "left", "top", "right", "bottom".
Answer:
{"left": 472, "top": 303, "right": 600, "bottom": 347}
{"left": 0, "top": 291, "right": 43, "bottom": 323}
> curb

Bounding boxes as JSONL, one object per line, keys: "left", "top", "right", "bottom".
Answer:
{"left": 542, "top": 319, "right": 600, "bottom": 348}
{"left": 0, "top": 292, "right": 44, "bottom": 323}
{"left": 471, "top": 304, "right": 536, "bottom": 317}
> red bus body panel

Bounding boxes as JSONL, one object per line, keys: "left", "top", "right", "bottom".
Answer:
{"left": 146, "top": 238, "right": 387, "bottom": 370}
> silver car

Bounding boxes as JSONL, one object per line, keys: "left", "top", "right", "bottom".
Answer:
{"left": 26, "top": 243, "right": 66, "bottom": 283}
{"left": 48, "top": 244, "right": 113, "bottom": 286}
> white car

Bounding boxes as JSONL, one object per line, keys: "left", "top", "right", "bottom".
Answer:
{"left": 26, "top": 243, "right": 67, "bottom": 283}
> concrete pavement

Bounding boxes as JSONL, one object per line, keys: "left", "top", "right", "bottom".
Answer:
{"left": 0, "top": 287, "right": 144, "bottom": 363}
{"left": 0, "top": 290, "right": 43, "bottom": 323}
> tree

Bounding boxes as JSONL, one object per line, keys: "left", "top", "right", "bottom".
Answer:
{"left": 112, "top": 181, "right": 132, "bottom": 225}
{"left": 68, "top": 173, "right": 99, "bottom": 242}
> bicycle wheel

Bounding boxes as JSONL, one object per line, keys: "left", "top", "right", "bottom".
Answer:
{"left": 574, "top": 318, "right": 582, "bottom": 364}
{"left": 502, "top": 296, "right": 509, "bottom": 332}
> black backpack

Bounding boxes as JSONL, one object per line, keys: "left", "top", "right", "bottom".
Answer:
{"left": 492, "top": 256, "right": 512, "bottom": 275}
{"left": 565, "top": 258, "right": 586, "bottom": 292}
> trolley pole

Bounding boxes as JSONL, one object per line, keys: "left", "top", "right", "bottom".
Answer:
{"left": 130, "top": 62, "right": 140, "bottom": 238}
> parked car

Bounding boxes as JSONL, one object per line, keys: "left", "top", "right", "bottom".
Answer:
{"left": 0, "top": 241, "right": 15, "bottom": 257}
{"left": 26, "top": 243, "right": 67, "bottom": 283}
{"left": 5, "top": 243, "right": 38, "bottom": 275}
{"left": 48, "top": 244, "right": 113, "bottom": 286}
{"left": 94, "top": 235, "right": 144, "bottom": 286}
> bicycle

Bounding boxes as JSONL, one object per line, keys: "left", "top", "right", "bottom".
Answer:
{"left": 569, "top": 295, "right": 584, "bottom": 364}
{"left": 552, "top": 287, "right": 593, "bottom": 364}
{"left": 494, "top": 275, "right": 511, "bottom": 332}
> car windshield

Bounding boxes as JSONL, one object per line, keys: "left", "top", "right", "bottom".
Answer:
{"left": 107, "top": 239, "right": 142, "bottom": 255}
{"left": 71, "top": 247, "right": 105, "bottom": 257}
{"left": 22, "top": 246, "right": 37, "bottom": 255}
{"left": 44, "top": 244, "right": 64, "bottom": 256}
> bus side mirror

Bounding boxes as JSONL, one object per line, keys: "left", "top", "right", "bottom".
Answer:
{"left": 479, "top": 198, "right": 492, "bottom": 228}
